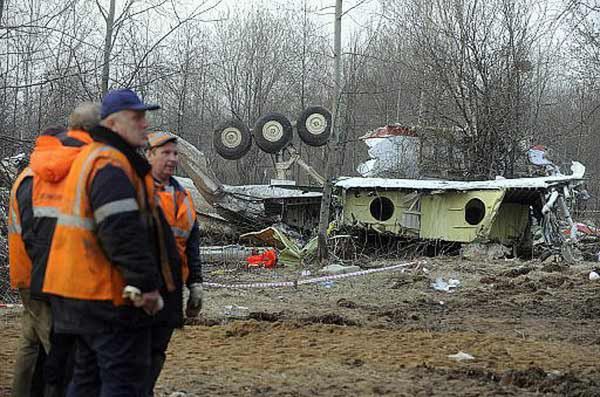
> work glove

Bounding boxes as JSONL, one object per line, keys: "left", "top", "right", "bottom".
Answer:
{"left": 122, "top": 286, "right": 164, "bottom": 316}
{"left": 185, "top": 283, "right": 203, "bottom": 318}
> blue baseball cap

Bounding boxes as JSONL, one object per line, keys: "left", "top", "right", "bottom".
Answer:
{"left": 101, "top": 89, "right": 160, "bottom": 119}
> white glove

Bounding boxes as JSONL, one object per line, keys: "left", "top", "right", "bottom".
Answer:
{"left": 122, "top": 286, "right": 164, "bottom": 315}
{"left": 186, "top": 283, "right": 203, "bottom": 318}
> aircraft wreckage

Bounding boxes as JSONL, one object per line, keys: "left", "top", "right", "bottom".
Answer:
{"left": 177, "top": 112, "right": 587, "bottom": 261}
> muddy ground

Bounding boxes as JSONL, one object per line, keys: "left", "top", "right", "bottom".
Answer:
{"left": 2, "top": 256, "right": 600, "bottom": 396}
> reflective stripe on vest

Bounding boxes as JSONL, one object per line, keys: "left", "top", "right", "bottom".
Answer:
{"left": 32, "top": 206, "right": 59, "bottom": 219}
{"left": 171, "top": 226, "right": 190, "bottom": 239}
{"left": 8, "top": 207, "right": 22, "bottom": 234}
{"left": 94, "top": 198, "right": 139, "bottom": 224}
{"left": 56, "top": 214, "right": 95, "bottom": 230}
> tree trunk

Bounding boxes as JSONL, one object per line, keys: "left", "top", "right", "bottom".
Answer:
{"left": 101, "top": 0, "right": 116, "bottom": 95}
{"left": 317, "top": 0, "right": 343, "bottom": 263}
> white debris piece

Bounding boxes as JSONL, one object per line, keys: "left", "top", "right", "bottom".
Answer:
{"left": 320, "top": 264, "right": 361, "bottom": 275}
{"left": 357, "top": 134, "right": 420, "bottom": 178}
{"left": 448, "top": 351, "right": 475, "bottom": 361}
{"left": 589, "top": 271, "right": 600, "bottom": 281}
{"left": 432, "top": 277, "right": 461, "bottom": 292}
{"left": 224, "top": 305, "right": 249, "bottom": 319}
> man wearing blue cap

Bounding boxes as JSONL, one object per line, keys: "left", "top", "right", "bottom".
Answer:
{"left": 43, "top": 89, "right": 169, "bottom": 395}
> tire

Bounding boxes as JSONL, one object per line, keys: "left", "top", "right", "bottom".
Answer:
{"left": 213, "top": 119, "right": 252, "bottom": 160}
{"left": 297, "top": 106, "right": 332, "bottom": 147}
{"left": 252, "top": 113, "right": 293, "bottom": 153}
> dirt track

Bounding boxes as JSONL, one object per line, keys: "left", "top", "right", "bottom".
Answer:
{"left": 2, "top": 257, "right": 600, "bottom": 396}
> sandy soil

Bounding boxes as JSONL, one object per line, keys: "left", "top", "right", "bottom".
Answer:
{"left": 2, "top": 256, "right": 600, "bottom": 396}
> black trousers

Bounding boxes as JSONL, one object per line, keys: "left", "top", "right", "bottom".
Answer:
{"left": 146, "top": 326, "right": 175, "bottom": 396}
{"left": 44, "top": 332, "right": 76, "bottom": 397}
{"left": 66, "top": 328, "right": 151, "bottom": 397}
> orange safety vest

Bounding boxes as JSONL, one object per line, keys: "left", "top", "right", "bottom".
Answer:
{"left": 29, "top": 130, "right": 93, "bottom": 294}
{"left": 8, "top": 168, "right": 34, "bottom": 289}
{"left": 156, "top": 182, "right": 196, "bottom": 283}
{"left": 43, "top": 142, "right": 156, "bottom": 305}
{"left": 9, "top": 130, "right": 93, "bottom": 291}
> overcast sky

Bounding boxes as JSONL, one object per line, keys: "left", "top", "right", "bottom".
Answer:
{"left": 178, "top": 0, "right": 384, "bottom": 43}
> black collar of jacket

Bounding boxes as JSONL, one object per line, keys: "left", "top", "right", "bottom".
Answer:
{"left": 153, "top": 176, "right": 184, "bottom": 193}
{"left": 168, "top": 176, "right": 184, "bottom": 192}
{"left": 89, "top": 125, "right": 151, "bottom": 179}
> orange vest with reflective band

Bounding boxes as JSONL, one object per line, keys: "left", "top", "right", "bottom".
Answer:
{"left": 156, "top": 182, "right": 196, "bottom": 283}
{"left": 8, "top": 168, "right": 34, "bottom": 289}
{"left": 43, "top": 142, "right": 156, "bottom": 305}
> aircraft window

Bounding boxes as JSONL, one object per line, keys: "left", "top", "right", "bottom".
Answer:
{"left": 370, "top": 197, "right": 394, "bottom": 221}
{"left": 465, "top": 198, "right": 486, "bottom": 225}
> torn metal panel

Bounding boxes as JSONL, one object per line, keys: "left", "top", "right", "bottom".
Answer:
{"left": 356, "top": 126, "right": 420, "bottom": 178}
{"left": 240, "top": 226, "right": 318, "bottom": 266}
{"left": 176, "top": 137, "right": 225, "bottom": 204}
{"left": 177, "top": 136, "right": 322, "bottom": 229}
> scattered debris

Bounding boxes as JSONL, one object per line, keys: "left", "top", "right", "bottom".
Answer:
{"left": 200, "top": 245, "right": 271, "bottom": 264}
{"left": 431, "top": 277, "right": 461, "bottom": 292}
{"left": 241, "top": 225, "right": 317, "bottom": 266}
{"left": 224, "top": 305, "right": 250, "bottom": 319}
{"left": 246, "top": 249, "right": 278, "bottom": 269}
{"left": 320, "top": 264, "right": 361, "bottom": 275}
{"left": 541, "top": 252, "right": 561, "bottom": 264}
{"left": 448, "top": 351, "right": 475, "bottom": 361}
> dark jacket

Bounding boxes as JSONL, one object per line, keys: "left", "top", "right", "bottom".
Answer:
{"left": 51, "top": 126, "right": 176, "bottom": 333}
